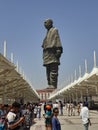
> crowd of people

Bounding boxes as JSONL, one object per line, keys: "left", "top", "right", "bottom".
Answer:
{"left": 0, "top": 102, "right": 42, "bottom": 130}
{"left": 0, "top": 100, "right": 91, "bottom": 130}
{"left": 0, "top": 100, "right": 62, "bottom": 130}
{"left": 43, "top": 100, "right": 91, "bottom": 130}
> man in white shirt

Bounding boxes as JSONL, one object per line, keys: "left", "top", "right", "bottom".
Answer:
{"left": 53, "top": 101, "right": 59, "bottom": 109}
{"left": 80, "top": 102, "right": 91, "bottom": 130}
{"left": 6, "top": 102, "right": 25, "bottom": 130}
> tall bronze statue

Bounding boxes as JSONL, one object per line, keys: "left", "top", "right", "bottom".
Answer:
{"left": 42, "top": 19, "right": 63, "bottom": 89}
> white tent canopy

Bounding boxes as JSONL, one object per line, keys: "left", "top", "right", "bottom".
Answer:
{"left": 0, "top": 53, "right": 40, "bottom": 104}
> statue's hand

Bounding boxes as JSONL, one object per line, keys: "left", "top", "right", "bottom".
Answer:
{"left": 56, "top": 50, "right": 61, "bottom": 58}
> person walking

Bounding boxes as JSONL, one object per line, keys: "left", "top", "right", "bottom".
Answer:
{"left": 80, "top": 102, "right": 91, "bottom": 130}
{"left": 44, "top": 104, "right": 52, "bottom": 130}
{"left": 58, "top": 101, "right": 63, "bottom": 115}
{"left": 77, "top": 102, "right": 81, "bottom": 116}
{"left": 52, "top": 107, "right": 61, "bottom": 130}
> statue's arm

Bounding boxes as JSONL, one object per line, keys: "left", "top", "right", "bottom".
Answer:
{"left": 55, "top": 47, "right": 63, "bottom": 58}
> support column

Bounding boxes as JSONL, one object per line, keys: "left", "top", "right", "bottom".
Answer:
{"left": 80, "top": 90, "right": 83, "bottom": 103}
{"left": 4, "top": 40, "right": 7, "bottom": 57}
{"left": 86, "top": 87, "right": 89, "bottom": 102}
{"left": 94, "top": 50, "right": 96, "bottom": 68}
{"left": 75, "top": 91, "right": 78, "bottom": 104}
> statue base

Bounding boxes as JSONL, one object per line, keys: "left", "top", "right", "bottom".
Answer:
{"left": 46, "top": 85, "right": 56, "bottom": 90}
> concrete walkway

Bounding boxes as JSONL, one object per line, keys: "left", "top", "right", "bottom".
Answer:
{"left": 30, "top": 108, "right": 98, "bottom": 130}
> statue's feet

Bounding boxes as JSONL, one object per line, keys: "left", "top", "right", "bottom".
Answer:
{"left": 47, "top": 85, "right": 56, "bottom": 89}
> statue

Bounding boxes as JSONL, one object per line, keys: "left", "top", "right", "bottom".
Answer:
{"left": 42, "top": 19, "right": 63, "bottom": 89}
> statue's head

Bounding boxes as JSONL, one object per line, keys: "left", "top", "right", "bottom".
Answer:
{"left": 44, "top": 18, "right": 53, "bottom": 30}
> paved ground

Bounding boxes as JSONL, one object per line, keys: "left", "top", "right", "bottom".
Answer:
{"left": 30, "top": 108, "right": 98, "bottom": 130}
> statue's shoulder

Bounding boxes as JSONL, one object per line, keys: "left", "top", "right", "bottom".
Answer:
{"left": 51, "top": 27, "right": 58, "bottom": 31}
{"left": 50, "top": 27, "right": 58, "bottom": 34}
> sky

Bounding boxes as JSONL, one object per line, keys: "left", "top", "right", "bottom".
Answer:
{"left": 0, "top": 0, "right": 98, "bottom": 90}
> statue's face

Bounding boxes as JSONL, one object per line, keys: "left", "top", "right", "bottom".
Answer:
{"left": 44, "top": 19, "right": 53, "bottom": 30}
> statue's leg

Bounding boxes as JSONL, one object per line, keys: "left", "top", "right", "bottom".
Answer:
{"left": 50, "top": 63, "right": 58, "bottom": 88}
{"left": 46, "top": 65, "right": 51, "bottom": 86}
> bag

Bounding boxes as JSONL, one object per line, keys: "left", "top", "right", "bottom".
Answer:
{"left": 45, "top": 114, "right": 51, "bottom": 119}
